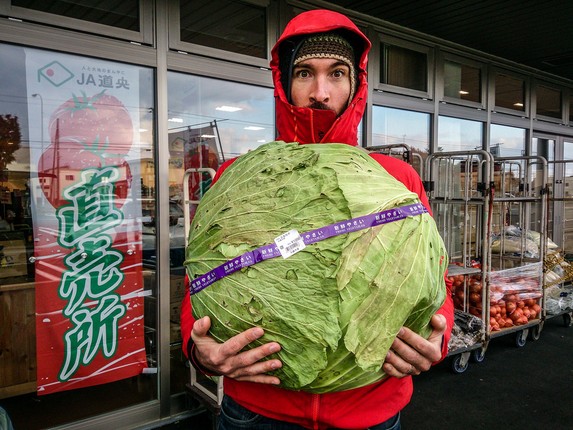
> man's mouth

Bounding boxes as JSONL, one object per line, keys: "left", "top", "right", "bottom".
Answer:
{"left": 308, "top": 101, "right": 331, "bottom": 110}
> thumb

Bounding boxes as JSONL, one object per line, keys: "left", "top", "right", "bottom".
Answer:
{"left": 192, "top": 316, "right": 211, "bottom": 338}
{"left": 431, "top": 314, "right": 447, "bottom": 333}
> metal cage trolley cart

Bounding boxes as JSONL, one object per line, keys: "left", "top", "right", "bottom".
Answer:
{"left": 424, "top": 150, "right": 494, "bottom": 373}
{"left": 488, "top": 155, "right": 548, "bottom": 346}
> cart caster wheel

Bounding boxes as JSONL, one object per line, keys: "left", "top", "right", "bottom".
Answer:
{"left": 515, "top": 329, "right": 528, "bottom": 347}
{"left": 451, "top": 354, "right": 469, "bottom": 374}
{"left": 564, "top": 313, "right": 572, "bottom": 327}
{"left": 530, "top": 324, "right": 542, "bottom": 341}
{"left": 471, "top": 348, "right": 486, "bottom": 363}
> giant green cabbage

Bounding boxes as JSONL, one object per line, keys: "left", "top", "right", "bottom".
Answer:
{"left": 185, "top": 141, "right": 447, "bottom": 393}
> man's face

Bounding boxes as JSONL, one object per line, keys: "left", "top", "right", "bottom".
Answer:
{"left": 290, "top": 58, "right": 351, "bottom": 116}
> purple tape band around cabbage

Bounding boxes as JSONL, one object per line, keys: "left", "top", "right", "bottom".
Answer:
{"left": 189, "top": 202, "right": 427, "bottom": 294}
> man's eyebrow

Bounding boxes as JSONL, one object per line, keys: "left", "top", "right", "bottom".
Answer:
{"left": 293, "top": 60, "right": 349, "bottom": 68}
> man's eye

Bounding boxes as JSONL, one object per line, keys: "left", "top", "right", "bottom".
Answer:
{"left": 295, "top": 70, "right": 310, "bottom": 78}
{"left": 332, "top": 69, "right": 346, "bottom": 78}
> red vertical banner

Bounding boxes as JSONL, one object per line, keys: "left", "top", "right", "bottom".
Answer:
{"left": 26, "top": 50, "right": 147, "bottom": 395}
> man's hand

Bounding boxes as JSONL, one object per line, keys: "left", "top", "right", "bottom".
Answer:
{"left": 383, "top": 314, "right": 447, "bottom": 378}
{"left": 192, "top": 316, "right": 283, "bottom": 385}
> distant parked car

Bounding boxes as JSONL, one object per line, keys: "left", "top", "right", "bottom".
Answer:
{"left": 142, "top": 201, "right": 186, "bottom": 270}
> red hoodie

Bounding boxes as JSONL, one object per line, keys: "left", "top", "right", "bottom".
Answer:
{"left": 180, "top": 9, "right": 453, "bottom": 429}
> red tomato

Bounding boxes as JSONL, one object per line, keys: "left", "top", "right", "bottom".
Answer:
{"left": 38, "top": 141, "right": 131, "bottom": 208}
{"left": 49, "top": 90, "right": 133, "bottom": 155}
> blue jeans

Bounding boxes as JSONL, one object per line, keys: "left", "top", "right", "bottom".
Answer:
{"left": 217, "top": 395, "right": 401, "bottom": 430}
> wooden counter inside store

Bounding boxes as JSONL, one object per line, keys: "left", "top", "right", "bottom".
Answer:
{"left": 0, "top": 270, "right": 184, "bottom": 399}
{"left": 0, "top": 278, "right": 36, "bottom": 399}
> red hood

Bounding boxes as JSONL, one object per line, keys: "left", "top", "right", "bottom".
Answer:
{"left": 270, "top": 9, "right": 371, "bottom": 146}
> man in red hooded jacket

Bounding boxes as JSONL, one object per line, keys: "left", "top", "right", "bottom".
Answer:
{"left": 181, "top": 9, "right": 454, "bottom": 430}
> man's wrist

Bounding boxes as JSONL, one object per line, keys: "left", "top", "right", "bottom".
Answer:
{"left": 188, "top": 339, "right": 221, "bottom": 376}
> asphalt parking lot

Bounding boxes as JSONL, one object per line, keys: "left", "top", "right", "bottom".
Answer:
{"left": 160, "top": 312, "right": 572, "bottom": 430}
{"left": 402, "top": 314, "right": 573, "bottom": 430}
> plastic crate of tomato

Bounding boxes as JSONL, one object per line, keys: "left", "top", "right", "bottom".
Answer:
{"left": 488, "top": 262, "right": 542, "bottom": 331}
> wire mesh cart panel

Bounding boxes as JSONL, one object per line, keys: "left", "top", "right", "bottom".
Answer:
{"left": 424, "top": 150, "right": 494, "bottom": 373}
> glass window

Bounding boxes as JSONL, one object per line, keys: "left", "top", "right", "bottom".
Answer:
{"left": 371, "top": 106, "right": 429, "bottom": 174}
{"left": 444, "top": 60, "right": 481, "bottom": 103}
{"left": 437, "top": 116, "right": 483, "bottom": 152}
{"left": 495, "top": 72, "right": 526, "bottom": 112}
{"left": 179, "top": 0, "right": 267, "bottom": 58}
{"left": 371, "top": 106, "right": 430, "bottom": 153}
{"left": 12, "top": 0, "right": 140, "bottom": 31}
{"left": 536, "top": 85, "right": 562, "bottom": 119}
{"left": 0, "top": 43, "right": 155, "bottom": 428}
{"left": 489, "top": 124, "right": 525, "bottom": 157}
{"left": 382, "top": 44, "right": 427, "bottom": 92}
{"left": 532, "top": 135, "right": 555, "bottom": 194}
{"left": 167, "top": 72, "right": 274, "bottom": 163}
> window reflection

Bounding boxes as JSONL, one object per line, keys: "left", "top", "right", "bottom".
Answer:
{"left": 489, "top": 124, "right": 525, "bottom": 157}
{"left": 489, "top": 125, "right": 527, "bottom": 231}
{"left": 495, "top": 73, "right": 526, "bottom": 112}
{"left": 381, "top": 44, "right": 427, "bottom": 92}
{"left": 444, "top": 60, "right": 481, "bottom": 103}
{"left": 536, "top": 85, "right": 562, "bottom": 119}
{"left": 371, "top": 106, "right": 429, "bottom": 173}
{"left": 167, "top": 72, "right": 274, "bottom": 164}
{"left": 179, "top": 0, "right": 267, "bottom": 58}
{"left": 437, "top": 116, "right": 482, "bottom": 152}
{"left": 12, "top": 0, "right": 140, "bottom": 31}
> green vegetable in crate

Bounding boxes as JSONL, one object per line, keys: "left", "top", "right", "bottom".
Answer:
{"left": 185, "top": 141, "right": 448, "bottom": 393}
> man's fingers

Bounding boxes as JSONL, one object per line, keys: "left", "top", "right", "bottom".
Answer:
{"left": 397, "top": 326, "right": 442, "bottom": 363}
{"left": 229, "top": 356, "right": 282, "bottom": 380}
{"left": 217, "top": 342, "right": 282, "bottom": 378}
{"left": 219, "top": 326, "right": 266, "bottom": 357}
{"left": 382, "top": 352, "right": 419, "bottom": 378}
{"left": 234, "top": 373, "right": 282, "bottom": 385}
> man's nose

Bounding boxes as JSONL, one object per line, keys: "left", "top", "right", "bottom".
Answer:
{"left": 309, "top": 77, "right": 329, "bottom": 103}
